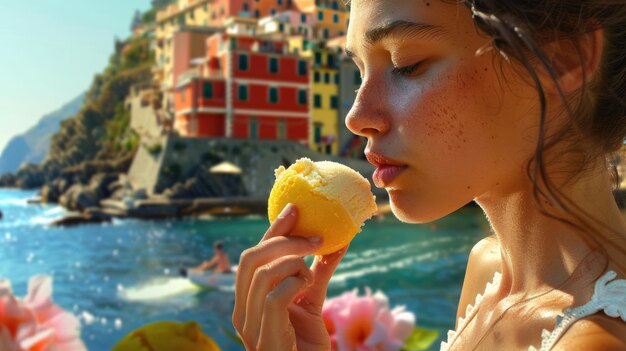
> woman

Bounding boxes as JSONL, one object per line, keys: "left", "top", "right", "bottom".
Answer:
{"left": 233, "top": 0, "right": 626, "bottom": 350}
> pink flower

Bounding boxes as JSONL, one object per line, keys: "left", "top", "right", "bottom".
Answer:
{"left": 322, "top": 288, "right": 415, "bottom": 351}
{"left": 0, "top": 275, "right": 87, "bottom": 351}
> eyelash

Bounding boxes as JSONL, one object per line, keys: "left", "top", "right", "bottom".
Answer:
{"left": 353, "top": 60, "right": 425, "bottom": 93}
{"left": 392, "top": 61, "right": 425, "bottom": 76}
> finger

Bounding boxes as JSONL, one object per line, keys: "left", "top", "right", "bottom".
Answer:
{"left": 257, "top": 276, "right": 310, "bottom": 350}
{"left": 306, "top": 246, "right": 349, "bottom": 308}
{"left": 233, "top": 235, "right": 321, "bottom": 332}
{"left": 261, "top": 203, "right": 297, "bottom": 242}
{"left": 242, "top": 256, "right": 312, "bottom": 346}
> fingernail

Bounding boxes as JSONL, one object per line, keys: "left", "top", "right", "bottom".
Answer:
{"left": 308, "top": 236, "right": 321, "bottom": 243}
{"left": 278, "top": 203, "right": 294, "bottom": 218}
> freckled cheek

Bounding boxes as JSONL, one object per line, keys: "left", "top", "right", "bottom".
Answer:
{"left": 396, "top": 78, "right": 478, "bottom": 154}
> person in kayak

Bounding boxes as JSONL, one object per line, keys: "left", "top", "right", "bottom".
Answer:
{"left": 180, "top": 241, "right": 233, "bottom": 277}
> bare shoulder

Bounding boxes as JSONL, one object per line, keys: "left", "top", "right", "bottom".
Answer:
{"left": 455, "top": 235, "right": 502, "bottom": 326}
{"left": 553, "top": 315, "right": 626, "bottom": 350}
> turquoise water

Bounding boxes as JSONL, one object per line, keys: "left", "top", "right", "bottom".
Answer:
{"left": 0, "top": 189, "right": 488, "bottom": 350}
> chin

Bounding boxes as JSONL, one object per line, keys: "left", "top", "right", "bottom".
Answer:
{"left": 388, "top": 189, "right": 463, "bottom": 224}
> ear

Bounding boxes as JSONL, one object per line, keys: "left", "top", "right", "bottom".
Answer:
{"left": 540, "top": 28, "right": 604, "bottom": 94}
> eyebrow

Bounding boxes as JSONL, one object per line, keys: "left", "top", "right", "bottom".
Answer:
{"left": 345, "top": 20, "right": 447, "bottom": 57}
{"left": 366, "top": 20, "right": 447, "bottom": 44}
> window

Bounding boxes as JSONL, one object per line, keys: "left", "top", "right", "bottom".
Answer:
{"left": 334, "top": 73, "right": 340, "bottom": 84}
{"left": 249, "top": 118, "right": 258, "bottom": 139}
{"left": 277, "top": 119, "right": 286, "bottom": 140}
{"left": 203, "top": 82, "right": 213, "bottom": 98}
{"left": 330, "top": 95, "right": 339, "bottom": 109}
{"left": 333, "top": 13, "right": 339, "bottom": 23}
{"left": 269, "top": 57, "right": 279, "bottom": 73}
{"left": 314, "top": 71, "right": 320, "bottom": 82}
{"left": 271, "top": 8, "right": 276, "bottom": 15}
{"left": 324, "top": 73, "right": 330, "bottom": 83}
{"left": 238, "top": 85, "right": 248, "bottom": 101}
{"left": 328, "top": 54, "right": 335, "bottom": 67}
{"left": 298, "top": 60, "right": 307, "bottom": 75}
{"left": 314, "top": 123, "right": 322, "bottom": 143}
{"left": 323, "top": 29, "right": 329, "bottom": 39}
{"left": 301, "top": 14, "right": 307, "bottom": 23}
{"left": 278, "top": 0, "right": 283, "bottom": 5}
{"left": 239, "top": 54, "right": 249, "bottom": 70}
{"left": 298, "top": 89, "right": 307, "bottom": 105}
{"left": 314, "top": 94, "right": 322, "bottom": 108}
{"left": 318, "top": 11, "right": 324, "bottom": 21}
{"left": 314, "top": 52, "right": 322, "bottom": 65}
{"left": 269, "top": 87, "right": 279, "bottom": 103}
{"left": 243, "top": 3, "right": 249, "bottom": 11}
{"left": 178, "top": 15, "right": 185, "bottom": 25}
{"left": 254, "top": 9, "right": 260, "bottom": 18}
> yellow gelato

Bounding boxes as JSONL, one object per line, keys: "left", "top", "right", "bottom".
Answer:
{"left": 112, "top": 321, "right": 221, "bottom": 351}
{"left": 268, "top": 158, "right": 377, "bottom": 255}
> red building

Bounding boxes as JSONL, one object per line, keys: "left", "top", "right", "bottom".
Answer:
{"left": 175, "top": 33, "right": 310, "bottom": 143}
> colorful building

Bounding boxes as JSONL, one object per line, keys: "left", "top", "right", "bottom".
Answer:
{"left": 151, "top": 0, "right": 355, "bottom": 152}
{"left": 174, "top": 34, "right": 310, "bottom": 143}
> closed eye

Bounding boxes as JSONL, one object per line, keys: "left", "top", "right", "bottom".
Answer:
{"left": 392, "top": 61, "right": 425, "bottom": 77}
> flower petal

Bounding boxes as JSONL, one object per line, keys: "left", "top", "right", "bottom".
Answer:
{"left": 391, "top": 311, "right": 415, "bottom": 341}
{"left": 24, "top": 276, "right": 53, "bottom": 308}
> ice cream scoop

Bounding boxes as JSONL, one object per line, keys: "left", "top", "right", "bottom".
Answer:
{"left": 268, "top": 158, "right": 377, "bottom": 255}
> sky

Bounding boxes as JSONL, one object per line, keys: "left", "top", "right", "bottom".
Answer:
{"left": 0, "top": 0, "right": 153, "bottom": 153}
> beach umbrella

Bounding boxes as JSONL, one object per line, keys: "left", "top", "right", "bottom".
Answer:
{"left": 209, "top": 161, "right": 242, "bottom": 174}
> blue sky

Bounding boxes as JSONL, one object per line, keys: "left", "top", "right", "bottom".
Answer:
{"left": 0, "top": 0, "right": 152, "bottom": 153}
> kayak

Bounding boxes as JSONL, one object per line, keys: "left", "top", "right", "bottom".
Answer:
{"left": 185, "top": 267, "right": 237, "bottom": 288}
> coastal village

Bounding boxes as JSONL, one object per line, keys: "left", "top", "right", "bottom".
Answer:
{"left": 2, "top": 0, "right": 389, "bottom": 223}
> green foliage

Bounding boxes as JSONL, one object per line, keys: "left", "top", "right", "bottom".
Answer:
{"left": 402, "top": 327, "right": 439, "bottom": 351}
{"left": 142, "top": 9, "right": 156, "bottom": 24}
{"left": 146, "top": 143, "right": 163, "bottom": 156}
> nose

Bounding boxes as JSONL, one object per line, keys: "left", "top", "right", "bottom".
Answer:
{"left": 345, "top": 76, "right": 391, "bottom": 138}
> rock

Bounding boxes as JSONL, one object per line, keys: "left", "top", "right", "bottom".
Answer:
{"left": 84, "top": 207, "right": 114, "bottom": 221}
{"left": 59, "top": 184, "right": 99, "bottom": 211}
{"left": 0, "top": 209, "right": 3, "bottom": 220}
{"left": 0, "top": 173, "right": 16, "bottom": 187}
{"left": 49, "top": 213, "right": 111, "bottom": 227}
{"left": 88, "top": 173, "right": 118, "bottom": 199}
{"left": 13, "top": 163, "right": 45, "bottom": 189}
{"left": 27, "top": 198, "right": 42, "bottom": 205}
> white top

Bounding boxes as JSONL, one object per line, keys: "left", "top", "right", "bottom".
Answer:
{"left": 441, "top": 270, "right": 626, "bottom": 351}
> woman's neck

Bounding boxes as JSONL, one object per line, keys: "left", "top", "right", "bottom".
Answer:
{"left": 475, "top": 162, "right": 626, "bottom": 298}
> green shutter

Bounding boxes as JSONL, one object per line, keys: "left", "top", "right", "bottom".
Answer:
{"left": 239, "top": 85, "right": 248, "bottom": 101}
{"left": 239, "top": 54, "right": 248, "bottom": 70}
{"left": 269, "top": 87, "right": 279, "bottom": 103}
{"left": 314, "top": 94, "right": 322, "bottom": 108}
{"left": 269, "top": 57, "right": 279, "bottom": 73}
{"left": 203, "top": 82, "right": 213, "bottom": 98}
{"left": 298, "top": 89, "right": 307, "bottom": 104}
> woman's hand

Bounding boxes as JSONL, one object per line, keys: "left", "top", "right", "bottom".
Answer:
{"left": 232, "top": 203, "right": 346, "bottom": 351}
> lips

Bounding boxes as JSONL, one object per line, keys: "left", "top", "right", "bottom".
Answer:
{"left": 365, "top": 151, "right": 408, "bottom": 188}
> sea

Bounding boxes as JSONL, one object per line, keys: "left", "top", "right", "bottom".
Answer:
{"left": 0, "top": 188, "right": 489, "bottom": 351}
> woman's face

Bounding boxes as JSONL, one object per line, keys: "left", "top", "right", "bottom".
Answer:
{"left": 346, "top": 0, "right": 542, "bottom": 223}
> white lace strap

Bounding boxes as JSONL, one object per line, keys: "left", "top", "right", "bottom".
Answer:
{"left": 529, "top": 270, "right": 626, "bottom": 351}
